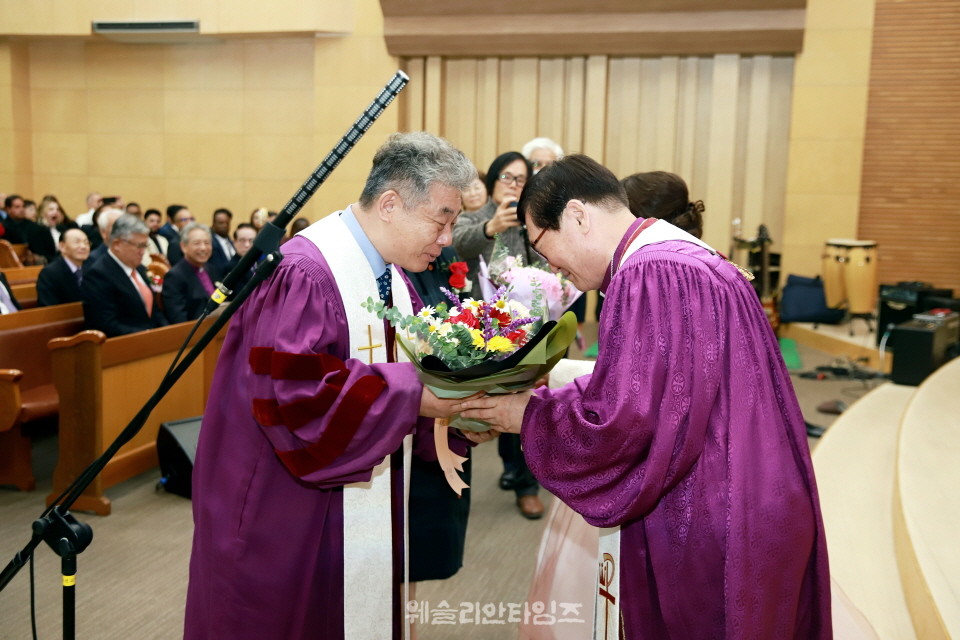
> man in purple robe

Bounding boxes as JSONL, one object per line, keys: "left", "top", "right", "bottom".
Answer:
{"left": 184, "top": 133, "right": 478, "bottom": 639}
{"left": 456, "top": 155, "right": 832, "bottom": 639}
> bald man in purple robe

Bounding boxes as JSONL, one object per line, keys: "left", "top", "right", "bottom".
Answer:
{"left": 457, "top": 155, "right": 832, "bottom": 639}
{"left": 184, "top": 133, "right": 480, "bottom": 640}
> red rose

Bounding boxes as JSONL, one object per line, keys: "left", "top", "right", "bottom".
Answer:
{"left": 448, "top": 261, "right": 468, "bottom": 290}
{"left": 507, "top": 328, "right": 527, "bottom": 344}
{"left": 450, "top": 310, "right": 479, "bottom": 328}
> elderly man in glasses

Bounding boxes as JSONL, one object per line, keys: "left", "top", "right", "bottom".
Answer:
{"left": 81, "top": 213, "right": 169, "bottom": 336}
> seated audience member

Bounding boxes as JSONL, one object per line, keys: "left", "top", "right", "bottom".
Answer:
{"left": 620, "top": 170, "right": 705, "bottom": 238}
{"left": 522, "top": 137, "right": 564, "bottom": 174}
{"left": 73, "top": 192, "right": 102, "bottom": 228}
{"left": 162, "top": 222, "right": 216, "bottom": 323}
{"left": 125, "top": 202, "right": 143, "bottom": 218}
{"left": 208, "top": 208, "right": 236, "bottom": 279}
{"left": 1, "top": 194, "right": 29, "bottom": 243}
{"left": 223, "top": 222, "right": 257, "bottom": 290}
{"left": 163, "top": 205, "right": 195, "bottom": 265}
{"left": 22, "top": 199, "right": 37, "bottom": 221}
{"left": 81, "top": 214, "right": 168, "bottom": 337}
{"left": 36, "top": 228, "right": 91, "bottom": 306}
{"left": 0, "top": 270, "right": 20, "bottom": 314}
{"left": 28, "top": 195, "right": 78, "bottom": 263}
{"left": 86, "top": 207, "right": 124, "bottom": 264}
{"left": 249, "top": 207, "right": 268, "bottom": 231}
{"left": 461, "top": 170, "right": 488, "bottom": 213}
{"left": 142, "top": 208, "right": 170, "bottom": 267}
{"left": 283, "top": 216, "right": 309, "bottom": 244}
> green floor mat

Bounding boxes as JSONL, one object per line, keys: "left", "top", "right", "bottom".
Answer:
{"left": 779, "top": 337, "right": 803, "bottom": 370}
{"left": 585, "top": 342, "right": 599, "bottom": 359}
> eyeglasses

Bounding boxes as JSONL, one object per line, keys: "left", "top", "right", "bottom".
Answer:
{"left": 527, "top": 225, "right": 549, "bottom": 262}
{"left": 121, "top": 238, "right": 149, "bottom": 250}
{"left": 497, "top": 172, "right": 526, "bottom": 187}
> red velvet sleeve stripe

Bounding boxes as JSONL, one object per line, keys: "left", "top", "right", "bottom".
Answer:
{"left": 270, "top": 351, "right": 347, "bottom": 381}
{"left": 275, "top": 374, "right": 388, "bottom": 477}
{"left": 275, "top": 369, "right": 349, "bottom": 430}
{"left": 252, "top": 398, "right": 283, "bottom": 426}
{"left": 249, "top": 347, "right": 273, "bottom": 375}
{"left": 249, "top": 346, "right": 348, "bottom": 381}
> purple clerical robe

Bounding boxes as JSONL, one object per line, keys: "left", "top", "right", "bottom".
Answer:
{"left": 522, "top": 230, "right": 832, "bottom": 639}
{"left": 184, "top": 236, "right": 430, "bottom": 640}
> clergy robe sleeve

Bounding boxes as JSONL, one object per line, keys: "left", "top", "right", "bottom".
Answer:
{"left": 521, "top": 251, "right": 724, "bottom": 528}
{"left": 245, "top": 254, "right": 424, "bottom": 489}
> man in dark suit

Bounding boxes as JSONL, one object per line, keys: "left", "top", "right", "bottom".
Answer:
{"left": 36, "top": 228, "right": 91, "bottom": 306}
{"left": 161, "top": 205, "right": 194, "bottom": 266}
{"left": 0, "top": 195, "right": 29, "bottom": 244}
{"left": 207, "top": 208, "right": 235, "bottom": 281}
{"left": 162, "top": 222, "right": 216, "bottom": 323}
{"left": 81, "top": 214, "right": 168, "bottom": 337}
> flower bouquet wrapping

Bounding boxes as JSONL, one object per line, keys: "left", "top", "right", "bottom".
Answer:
{"left": 478, "top": 234, "right": 583, "bottom": 322}
{"left": 363, "top": 287, "right": 577, "bottom": 494}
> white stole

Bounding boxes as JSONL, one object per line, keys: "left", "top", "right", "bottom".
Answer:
{"left": 298, "top": 213, "right": 415, "bottom": 640}
{"left": 593, "top": 219, "right": 717, "bottom": 639}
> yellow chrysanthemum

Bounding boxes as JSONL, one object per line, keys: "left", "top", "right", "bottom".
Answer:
{"left": 494, "top": 299, "right": 507, "bottom": 309}
{"left": 486, "top": 336, "right": 515, "bottom": 353}
{"left": 469, "top": 329, "right": 485, "bottom": 348}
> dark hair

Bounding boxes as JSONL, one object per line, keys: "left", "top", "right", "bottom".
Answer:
{"left": 144, "top": 208, "right": 162, "bottom": 220}
{"left": 620, "top": 171, "right": 704, "bottom": 238}
{"left": 484, "top": 152, "right": 532, "bottom": 196}
{"left": 213, "top": 208, "right": 233, "bottom": 220}
{"left": 517, "top": 155, "right": 627, "bottom": 231}
{"left": 166, "top": 204, "right": 187, "bottom": 220}
{"left": 4, "top": 194, "right": 22, "bottom": 209}
{"left": 233, "top": 222, "right": 256, "bottom": 240}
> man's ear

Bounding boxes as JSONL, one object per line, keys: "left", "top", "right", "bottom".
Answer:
{"left": 566, "top": 199, "right": 590, "bottom": 234}
{"left": 377, "top": 190, "right": 400, "bottom": 222}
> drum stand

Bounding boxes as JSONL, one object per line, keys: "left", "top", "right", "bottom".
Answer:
{"left": 848, "top": 312, "right": 875, "bottom": 336}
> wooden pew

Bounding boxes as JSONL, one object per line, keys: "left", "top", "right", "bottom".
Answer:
{"left": 1, "top": 265, "right": 43, "bottom": 285}
{"left": 0, "top": 302, "right": 85, "bottom": 491}
{"left": 47, "top": 318, "right": 228, "bottom": 515}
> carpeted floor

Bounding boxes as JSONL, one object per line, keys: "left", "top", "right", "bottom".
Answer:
{"left": 0, "top": 334, "right": 886, "bottom": 639}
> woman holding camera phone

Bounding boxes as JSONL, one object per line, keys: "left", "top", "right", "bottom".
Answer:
{"left": 452, "top": 150, "right": 544, "bottom": 520}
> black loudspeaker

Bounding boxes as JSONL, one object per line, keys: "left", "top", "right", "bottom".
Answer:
{"left": 877, "top": 283, "right": 953, "bottom": 346}
{"left": 156, "top": 416, "right": 202, "bottom": 498}
{"left": 890, "top": 314, "right": 960, "bottom": 386}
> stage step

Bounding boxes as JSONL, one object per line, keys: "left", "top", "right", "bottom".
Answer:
{"left": 895, "top": 357, "right": 960, "bottom": 639}
{"left": 812, "top": 382, "right": 917, "bottom": 639}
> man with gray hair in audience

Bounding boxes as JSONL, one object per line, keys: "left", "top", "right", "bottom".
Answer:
{"left": 162, "top": 221, "right": 217, "bottom": 323}
{"left": 85, "top": 206, "right": 125, "bottom": 265}
{"left": 81, "top": 213, "right": 168, "bottom": 337}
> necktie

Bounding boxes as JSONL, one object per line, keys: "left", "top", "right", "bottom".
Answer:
{"left": 131, "top": 268, "right": 153, "bottom": 316}
{"left": 197, "top": 268, "right": 215, "bottom": 296}
{"left": 376, "top": 269, "right": 392, "bottom": 302}
{"left": 75, "top": 268, "right": 83, "bottom": 287}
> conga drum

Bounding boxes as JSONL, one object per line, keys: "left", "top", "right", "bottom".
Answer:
{"left": 844, "top": 241, "right": 878, "bottom": 315}
{"left": 821, "top": 240, "right": 851, "bottom": 309}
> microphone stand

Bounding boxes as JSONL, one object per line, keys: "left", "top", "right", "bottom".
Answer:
{"left": 0, "top": 70, "right": 409, "bottom": 639}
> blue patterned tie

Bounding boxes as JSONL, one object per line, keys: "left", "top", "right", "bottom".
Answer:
{"left": 377, "top": 269, "right": 392, "bottom": 302}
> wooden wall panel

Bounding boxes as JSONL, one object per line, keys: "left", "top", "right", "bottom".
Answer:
{"left": 858, "top": 0, "right": 960, "bottom": 294}
{"left": 400, "top": 52, "right": 795, "bottom": 254}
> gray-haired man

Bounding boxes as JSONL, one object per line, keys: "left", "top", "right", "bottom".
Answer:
{"left": 81, "top": 213, "right": 168, "bottom": 336}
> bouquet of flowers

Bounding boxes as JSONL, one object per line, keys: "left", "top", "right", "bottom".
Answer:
{"left": 363, "top": 287, "right": 577, "bottom": 494}
{"left": 478, "top": 235, "right": 582, "bottom": 322}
